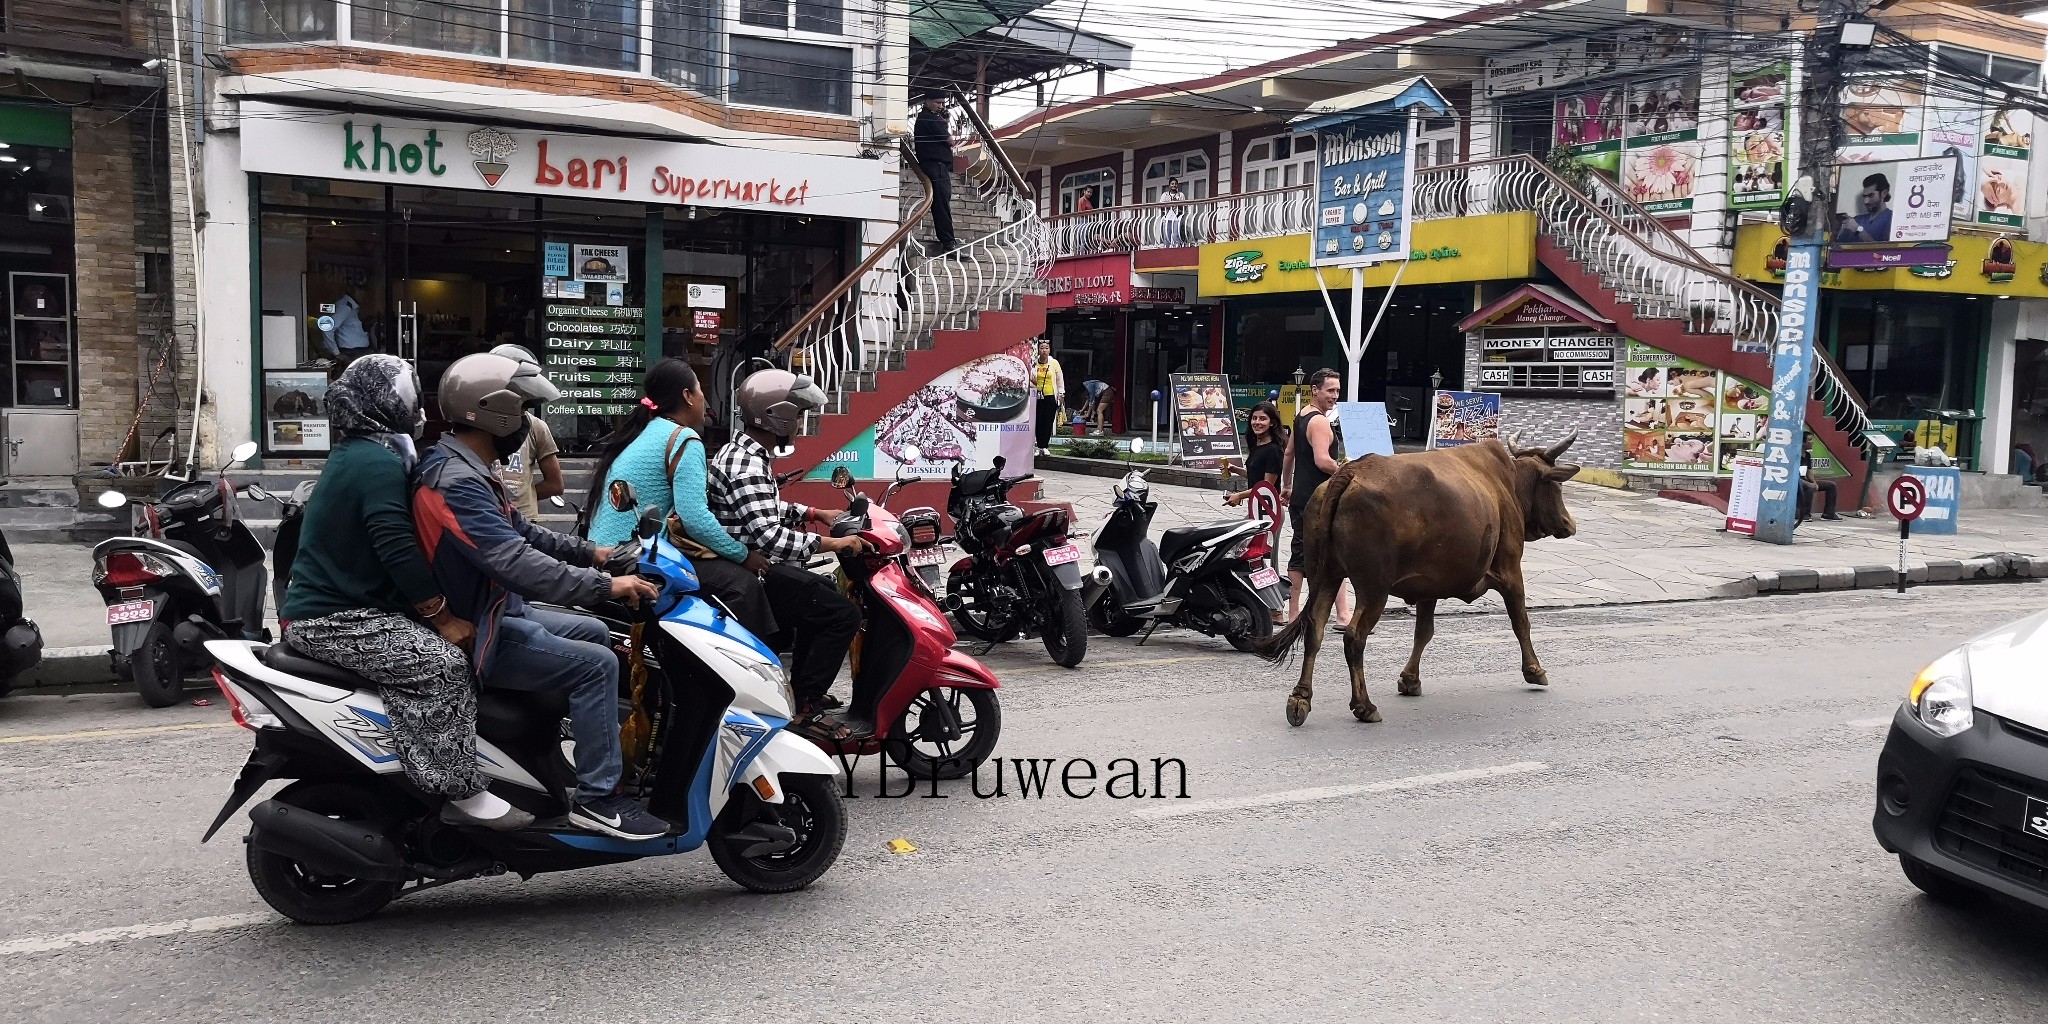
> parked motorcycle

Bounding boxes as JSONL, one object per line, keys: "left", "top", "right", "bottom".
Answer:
{"left": 0, "top": 528, "right": 43, "bottom": 696}
{"left": 199, "top": 494, "right": 845, "bottom": 925}
{"left": 91, "top": 441, "right": 272, "bottom": 707}
{"left": 814, "top": 452, "right": 1002, "bottom": 780}
{"left": 1084, "top": 440, "right": 1284, "bottom": 652}
{"left": 941, "top": 455, "right": 1091, "bottom": 668}
{"left": 269, "top": 480, "right": 316, "bottom": 626}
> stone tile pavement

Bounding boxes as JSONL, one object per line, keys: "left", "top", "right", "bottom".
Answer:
{"left": 1032, "top": 468, "right": 2048, "bottom": 614}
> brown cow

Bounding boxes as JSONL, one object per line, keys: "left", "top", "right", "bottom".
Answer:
{"left": 1256, "top": 432, "right": 1581, "bottom": 726}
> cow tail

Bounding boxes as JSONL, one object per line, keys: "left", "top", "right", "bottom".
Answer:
{"left": 1254, "top": 468, "right": 1353, "bottom": 665}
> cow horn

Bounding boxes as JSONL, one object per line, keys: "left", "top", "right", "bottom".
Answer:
{"left": 1543, "top": 430, "right": 1579, "bottom": 462}
{"left": 1501, "top": 429, "right": 1522, "bottom": 451}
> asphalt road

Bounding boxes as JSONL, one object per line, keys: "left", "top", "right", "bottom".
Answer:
{"left": 3, "top": 584, "right": 2047, "bottom": 1023}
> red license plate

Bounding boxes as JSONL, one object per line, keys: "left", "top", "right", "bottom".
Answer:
{"left": 1042, "top": 543, "right": 1080, "bottom": 566}
{"left": 1248, "top": 566, "right": 1281, "bottom": 589}
{"left": 107, "top": 600, "right": 155, "bottom": 626}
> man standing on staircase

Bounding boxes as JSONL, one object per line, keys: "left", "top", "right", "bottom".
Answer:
{"left": 915, "top": 91, "right": 960, "bottom": 253}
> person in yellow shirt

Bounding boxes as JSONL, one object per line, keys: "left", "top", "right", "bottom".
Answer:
{"left": 1031, "top": 340, "right": 1066, "bottom": 455}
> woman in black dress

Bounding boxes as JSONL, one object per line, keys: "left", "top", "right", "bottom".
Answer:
{"left": 1224, "top": 401, "right": 1288, "bottom": 506}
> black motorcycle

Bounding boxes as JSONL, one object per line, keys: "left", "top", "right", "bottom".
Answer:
{"left": 1084, "top": 444, "right": 1284, "bottom": 652}
{"left": 941, "top": 456, "right": 1091, "bottom": 668}
{"left": 92, "top": 442, "right": 272, "bottom": 706}
{"left": 0, "top": 528, "right": 43, "bottom": 696}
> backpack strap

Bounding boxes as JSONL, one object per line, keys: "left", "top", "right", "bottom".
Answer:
{"left": 663, "top": 426, "right": 701, "bottom": 483}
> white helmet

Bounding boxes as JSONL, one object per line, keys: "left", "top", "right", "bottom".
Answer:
{"left": 735, "top": 369, "right": 825, "bottom": 438}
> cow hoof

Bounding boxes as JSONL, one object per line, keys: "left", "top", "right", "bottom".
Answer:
{"left": 1398, "top": 674, "right": 1422, "bottom": 697}
{"left": 1353, "top": 704, "right": 1382, "bottom": 723}
{"left": 1285, "top": 697, "right": 1310, "bottom": 727}
{"left": 1524, "top": 669, "right": 1550, "bottom": 688}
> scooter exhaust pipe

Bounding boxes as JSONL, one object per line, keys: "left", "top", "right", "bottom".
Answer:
{"left": 246, "top": 798, "right": 407, "bottom": 881}
{"left": 1087, "top": 566, "right": 1114, "bottom": 587}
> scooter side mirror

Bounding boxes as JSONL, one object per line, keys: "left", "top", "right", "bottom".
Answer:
{"left": 1129, "top": 438, "right": 1147, "bottom": 455}
{"left": 830, "top": 465, "right": 855, "bottom": 490}
{"left": 97, "top": 489, "right": 130, "bottom": 509}
{"left": 245, "top": 484, "right": 270, "bottom": 503}
{"left": 224, "top": 441, "right": 259, "bottom": 472}
{"left": 608, "top": 479, "right": 638, "bottom": 513}
{"left": 549, "top": 494, "right": 568, "bottom": 508}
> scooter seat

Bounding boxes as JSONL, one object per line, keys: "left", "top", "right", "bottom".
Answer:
{"left": 1159, "top": 522, "right": 1252, "bottom": 566}
{"left": 261, "top": 643, "right": 376, "bottom": 691}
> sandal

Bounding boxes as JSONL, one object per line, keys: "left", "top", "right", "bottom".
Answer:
{"left": 792, "top": 712, "right": 858, "bottom": 743}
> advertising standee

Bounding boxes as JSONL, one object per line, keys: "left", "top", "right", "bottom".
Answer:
{"left": 1170, "top": 373, "right": 1244, "bottom": 461}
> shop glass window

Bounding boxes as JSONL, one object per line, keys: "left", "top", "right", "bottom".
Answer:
{"left": 1501, "top": 98, "right": 1552, "bottom": 159}
{"left": 1240, "top": 132, "right": 1314, "bottom": 193}
{"left": 654, "top": 0, "right": 722, "bottom": 94}
{"left": 0, "top": 142, "right": 77, "bottom": 410}
{"left": 352, "top": 0, "right": 501, "bottom": 56}
{"left": 1141, "top": 152, "right": 1209, "bottom": 203}
{"left": 729, "top": 38, "right": 853, "bottom": 114}
{"left": 509, "top": 0, "right": 641, "bottom": 72}
{"left": 1058, "top": 168, "right": 1114, "bottom": 214}
{"left": 226, "top": 0, "right": 337, "bottom": 43}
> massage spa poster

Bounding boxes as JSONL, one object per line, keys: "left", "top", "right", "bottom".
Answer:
{"left": 807, "top": 342, "right": 1037, "bottom": 481}
{"left": 1622, "top": 342, "right": 1770, "bottom": 475}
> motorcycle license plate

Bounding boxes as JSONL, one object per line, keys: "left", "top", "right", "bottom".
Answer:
{"left": 107, "top": 600, "right": 155, "bottom": 626}
{"left": 909, "top": 548, "right": 946, "bottom": 566}
{"left": 1042, "top": 543, "right": 1080, "bottom": 566}
{"left": 1248, "top": 566, "right": 1281, "bottom": 589}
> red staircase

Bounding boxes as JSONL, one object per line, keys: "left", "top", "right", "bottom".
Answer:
{"left": 1414, "top": 155, "right": 1879, "bottom": 504}
{"left": 762, "top": 91, "right": 1050, "bottom": 497}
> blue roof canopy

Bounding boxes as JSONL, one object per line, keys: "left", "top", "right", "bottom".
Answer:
{"left": 1290, "top": 77, "right": 1451, "bottom": 130}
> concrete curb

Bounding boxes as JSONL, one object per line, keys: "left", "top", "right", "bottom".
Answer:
{"left": 14, "top": 644, "right": 120, "bottom": 691}
{"left": 1571, "top": 468, "right": 1630, "bottom": 490}
{"left": 1747, "top": 552, "right": 2048, "bottom": 596}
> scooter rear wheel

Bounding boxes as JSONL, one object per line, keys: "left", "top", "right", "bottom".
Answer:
{"left": 133, "top": 620, "right": 187, "bottom": 708}
{"left": 246, "top": 781, "right": 402, "bottom": 925}
{"left": 709, "top": 773, "right": 846, "bottom": 893}
{"left": 1089, "top": 601, "right": 1146, "bottom": 638}
{"left": 885, "top": 686, "right": 1002, "bottom": 781}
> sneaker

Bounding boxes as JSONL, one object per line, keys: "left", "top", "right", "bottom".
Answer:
{"left": 440, "top": 801, "right": 536, "bottom": 832}
{"left": 569, "top": 794, "right": 670, "bottom": 840}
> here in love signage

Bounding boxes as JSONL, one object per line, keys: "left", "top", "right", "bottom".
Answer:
{"left": 237, "top": 102, "right": 886, "bottom": 221}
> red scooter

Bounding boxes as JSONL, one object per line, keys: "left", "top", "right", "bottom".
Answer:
{"left": 816, "top": 457, "right": 1002, "bottom": 781}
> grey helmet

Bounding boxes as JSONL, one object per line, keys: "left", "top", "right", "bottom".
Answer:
{"left": 438, "top": 352, "right": 560, "bottom": 437}
{"left": 735, "top": 368, "right": 825, "bottom": 437}
{"left": 490, "top": 343, "right": 540, "bottom": 368}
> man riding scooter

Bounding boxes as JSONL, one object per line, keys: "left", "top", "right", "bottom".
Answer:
{"left": 709, "top": 369, "right": 870, "bottom": 739}
{"left": 413, "top": 352, "right": 667, "bottom": 841}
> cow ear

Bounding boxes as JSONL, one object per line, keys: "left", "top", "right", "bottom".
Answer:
{"left": 1546, "top": 461, "right": 1581, "bottom": 482}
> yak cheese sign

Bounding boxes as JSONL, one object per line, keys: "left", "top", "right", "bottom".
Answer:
{"left": 238, "top": 101, "right": 886, "bottom": 221}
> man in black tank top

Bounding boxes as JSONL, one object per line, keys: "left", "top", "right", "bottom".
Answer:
{"left": 1283, "top": 368, "right": 1351, "bottom": 624}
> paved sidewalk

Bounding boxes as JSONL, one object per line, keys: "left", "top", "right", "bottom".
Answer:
{"left": 1034, "top": 468, "right": 2048, "bottom": 614}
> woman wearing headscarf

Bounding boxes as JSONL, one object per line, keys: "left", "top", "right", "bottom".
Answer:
{"left": 281, "top": 355, "right": 531, "bottom": 831}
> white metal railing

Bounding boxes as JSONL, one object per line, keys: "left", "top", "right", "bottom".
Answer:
{"left": 772, "top": 101, "right": 1050, "bottom": 441}
{"left": 1037, "top": 152, "right": 1874, "bottom": 469}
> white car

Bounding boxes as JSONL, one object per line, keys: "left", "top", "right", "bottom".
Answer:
{"left": 1873, "top": 608, "right": 2048, "bottom": 906}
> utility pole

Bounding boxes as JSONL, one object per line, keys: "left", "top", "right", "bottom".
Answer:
{"left": 1754, "top": 0, "right": 1864, "bottom": 544}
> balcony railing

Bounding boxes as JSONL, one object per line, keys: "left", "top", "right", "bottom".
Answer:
{"left": 1046, "top": 186, "right": 1315, "bottom": 259}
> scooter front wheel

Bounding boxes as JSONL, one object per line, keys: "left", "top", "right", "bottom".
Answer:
{"left": 885, "top": 686, "right": 1002, "bottom": 781}
{"left": 709, "top": 773, "right": 846, "bottom": 894}
{"left": 132, "top": 620, "right": 187, "bottom": 708}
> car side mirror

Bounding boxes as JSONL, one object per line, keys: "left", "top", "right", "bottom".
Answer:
{"left": 608, "top": 479, "right": 638, "bottom": 513}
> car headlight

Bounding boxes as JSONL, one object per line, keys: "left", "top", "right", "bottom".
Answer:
{"left": 1909, "top": 648, "right": 1974, "bottom": 738}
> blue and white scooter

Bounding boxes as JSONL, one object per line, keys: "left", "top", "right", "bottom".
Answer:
{"left": 199, "top": 491, "right": 843, "bottom": 925}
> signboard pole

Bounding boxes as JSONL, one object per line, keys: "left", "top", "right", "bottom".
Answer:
{"left": 1346, "top": 269, "right": 1366, "bottom": 399}
{"left": 1752, "top": 241, "right": 1819, "bottom": 545}
{"left": 1897, "top": 518, "right": 1911, "bottom": 594}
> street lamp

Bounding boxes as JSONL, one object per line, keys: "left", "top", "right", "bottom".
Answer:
{"left": 1290, "top": 367, "right": 1307, "bottom": 419}
{"left": 1430, "top": 367, "right": 1443, "bottom": 393}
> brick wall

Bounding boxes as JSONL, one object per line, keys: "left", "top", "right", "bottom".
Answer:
{"left": 1462, "top": 331, "right": 1623, "bottom": 469}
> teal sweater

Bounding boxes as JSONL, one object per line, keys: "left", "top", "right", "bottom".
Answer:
{"left": 282, "top": 438, "right": 440, "bottom": 620}
{"left": 587, "top": 422, "right": 748, "bottom": 559}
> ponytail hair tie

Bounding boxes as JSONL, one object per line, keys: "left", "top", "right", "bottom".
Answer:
{"left": 640, "top": 397, "right": 659, "bottom": 411}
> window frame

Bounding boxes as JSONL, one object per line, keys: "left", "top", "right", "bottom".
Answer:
{"left": 1240, "top": 131, "right": 1315, "bottom": 194}
{"left": 1141, "top": 150, "right": 1210, "bottom": 204}
{"left": 1058, "top": 168, "right": 1116, "bottom": 215}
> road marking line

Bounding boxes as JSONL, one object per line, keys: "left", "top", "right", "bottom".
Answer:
{"left": 0, "top": 912, "right": 273, "bottom": 957}
{"left": 0, "top": 722, "right": 235, "bottom": 745}
{"left": 1132, "top": 761, "right": 1549, "bottom": 821}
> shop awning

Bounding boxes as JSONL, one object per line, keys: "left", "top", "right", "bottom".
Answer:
{"left": 911, "top": 0, "right": 1048, "bottom": 50}
{"left": 911, "top": 13, "right": 1132, "bottom": 98}
{"left": 1456, "top": 283, "right": 1614, "bottom": 333}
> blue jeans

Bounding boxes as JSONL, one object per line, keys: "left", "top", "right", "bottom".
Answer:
{"left": 486, "top": 606, "right": 621, "bottom": 802}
